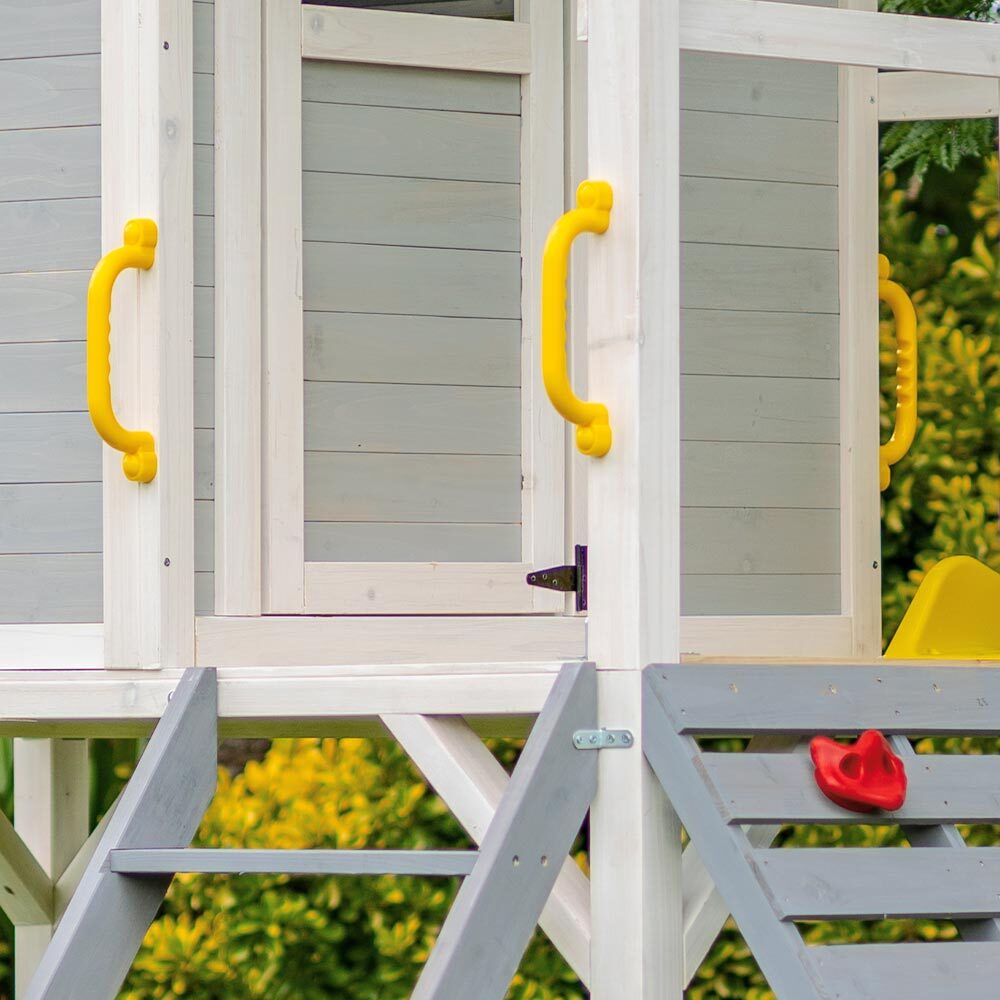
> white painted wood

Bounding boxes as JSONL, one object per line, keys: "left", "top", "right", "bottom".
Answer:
{"left": 101, "top": 0, "right": 195, "bottom": 668}
{"left": 0, "top": 625, "right": 103, "bottom": 669}
{"left": 586, "top": 0, "right": 683, "bottom": 996}
{"left": 262, "top": 0, "right": 305, "bottom": 613}
{"left": 879, "top": 70, "right": 1000, "bottom": 122}
{"left": 301, "top": 4, "right": 530, "bottom": 73}
{"left": 214, "top": 0, "right": 262, "bottom": 616}
{"left": 680, "top": 614, "right": 853, "bottom": 658}
{"left": 195, "top": 614, "right": 586, "bottom": 666}
{"left": 839, "top": 7, "right": 881, "bottom": 657}
{"left": 0, "top": 813, "right": 53, "bottom": 925}
{"left": 54, "top": 793, "right": 121, "bottom": 921}
{"left": 679, "top": 0, "right": 1000, "bottom": 78}
{"left": 13, "top": 739, "right": 88, "bottom": 996}
{"left": 384, "top": 714, "right": 591, "bottom": 985}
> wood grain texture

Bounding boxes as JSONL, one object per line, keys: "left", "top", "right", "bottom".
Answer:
{"left": 0, "top": 198, "right": 100, "bottom": 275}
{"left": 0, "top": 413, "right": 99, "bottom": 483}
{"left": 681, "top": 574, "right": 840, "bottom": 615}
{"left": 0, "top": 271, "right": 90, "bottom": 343}
{"left": 0, "top": 128, "right": 100, "bottom": 203}
{"left": 305, "top": 520, "right": 519, "bottom": 562}
{"left": 0, "top": 483, "right": 100, "bottom": 554}
{"left": 0, "top": 55, "right": 99, "bottom": 131}
{"left": 0, "top": 554, "right": 101, "bottom": 623}
{"left": 0, "top": 341, "right": 86, "bottom": 411}
{"left": 0, "top": 0, "right": 99, "bottom": 60}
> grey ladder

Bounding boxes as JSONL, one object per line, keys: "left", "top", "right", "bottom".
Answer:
{"left": 26, "top": 663, "right": 598, "bottom": 1000}
{"left": 643, "top": 663, "right": 1000, "bottom": 1000}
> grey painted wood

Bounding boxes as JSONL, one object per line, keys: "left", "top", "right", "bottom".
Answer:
{"left": 0, "top": 271, "right": 90, "bottom": 343}
{"left": 111, "top": 848, "right": 478, "bottom": 876}
{"left": 194, "top": 215, "right": 214, "bottom": 287}
{"left": 194, "top": 144, "right": 214, "bottom": 216}
{"left": 26, "top": 670, "right": 218, "bottom": 1000}
{"left": 759, "top": 848, "right": 1000, "bottom": 920}
{"left": 304, "top": 242, "right": 520, "bottom": 318}
{"left": 647, "top": 665, "right": 1000, "bottom": 736}
{"left": 194, "top": 357, "right": 213, "bottom": 429}
{"left": 0, "top": 55, "right": 99, "bottom": 131}
{"left": 681, "top": 575, "right": 840, "bottom": 616}
{"left": 412, "top": 663, "right": 598, "bottom": 1000}
{"left": 196, "top": 572, "right": 214, "bottom": 617}
{"left": 681, "top": 245, "right": 839, "bottom": 314}
{"left": 0, "top": 0, "right": 99, "bottom": 60}
{"left": 681, "top": 178, "right": 837, "bottom": 251}
{"left": 0, "top": 413, "right": 99, "bottom": 483}
{"left": 681, "top": 111, "right": 837, "bottom": 185}
{"left": 0, "top": 127, "right": 100, "bottom": 203}
{"left": 681, "top": 442, "right": 839, "bottom": 508}
{"left": 305, "top": 521, "right": 520, "bottom": 562}
{"left": 195, "top": 500, "right": 213, "bottom": 573}
{"left": 302, "top": 60, "right": 520, "bottom": 114}
{"left": 194, "top": 0, "right": 214, "bottom": 75}
{"left": 810, "top": 943, "right": 1000, "bottom": 1000}
{"left": 681, "top": 309, "right": 838, "bottom": 379}
{"left": 0, "top": 198, "right": 100, "bottom": 275}
{"left": 683, "top": 375, "right": 838, "bottom": 444}
{"left": 704, "top": 751, "right": 1000, "bottom": 825}
{"left": 302, "top": 102, "right": 520, "bottom": 182}
{"left": 305, "top": 312, "right": 520, "bottom": 386}
{"left": 195, "top": 430, "right": 214, "bottom": 499}
{"left": 315, "top": 0, "right": 514, "bottom": 16}
{"left": 195, "top": 288, "right": 213, "bottom": 357}
{"left": 0, "top": 341, "right": 85, "bottom": 411}
{"left": 0, "top": 553, "right": 100, "bottom": 622}
{"left": 305, "top": 452, "right": 521, "bottom": 523}
{"left": 0, "top": 483, "right": 99, "bottom": 554}
{"left": 304, "top": 382, "right": 520, "bottom": 455}
{"left": 194, "top": 73, "right": 213, "bottom": 145}
{"left": 682, "top": 509, "right": 839, "bottom": 576}
{"left": 303, "top": 172, "right": 519, "bottom": 252}
{"left": 681, "top": 52, "right": 838, "bottom": 121}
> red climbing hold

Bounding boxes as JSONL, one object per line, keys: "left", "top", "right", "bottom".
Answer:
{"left": 809, "top": 730, "right": 907, "bottom": 813}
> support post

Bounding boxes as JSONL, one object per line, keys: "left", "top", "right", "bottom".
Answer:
{"left": 585, "top": 0, "right": 684, "bottom": 996}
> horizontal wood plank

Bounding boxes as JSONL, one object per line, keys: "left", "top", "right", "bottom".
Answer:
{"left": 0, "top": 341, "right": 85, "bottom": 411}
{"left": 0, "top": 127, "right": 100, "bottom": 203}
{"left": 0, "top": 54, "right": 99, "bottom": 131}
{"left": 0, "top": 413, "right": 99, "bottom": 482}
{"left": 0, "top": 271, "right": 90, "bottom": 343}
{"left": 0, "top": 553, "right": 100, "bottom": 623}
{"left": 0, "top": 0, "right": 99, "bottom": 60}
{"left": 681, "top": 574, "right": 840, "bottom": 615}
{"left": 0, "top": 198, "right": 99, "bottom": 275}
{"left": 305, "top": 520, "right": 520, "bottom": 562}
{"left": 0, "top": 483, "right": 99, "bottom": 554}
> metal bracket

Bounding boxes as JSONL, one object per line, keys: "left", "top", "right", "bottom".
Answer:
{"left": 526, "top": 544, "right": 588, "bottom": 612}
{"left": 572, "top": 728, "right": 633, "bottom": 750}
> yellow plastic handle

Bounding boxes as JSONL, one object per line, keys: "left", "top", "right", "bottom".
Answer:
{"left": 87, "top": 219, "right": 158, "bottom": 483}
{"left": 541, "top": 180, "right": 613, "bottom": 458}
{"left": 878, "top": 253, "right": 918, "bottom": 491}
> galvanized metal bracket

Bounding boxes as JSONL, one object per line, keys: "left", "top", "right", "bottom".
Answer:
{"left": 572, "top": 728, "right": 634, "bottom": 750}
{"left": 526, "top": 544, "right": 588, "bottom": 612}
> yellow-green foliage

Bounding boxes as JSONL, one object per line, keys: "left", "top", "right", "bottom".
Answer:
{"left": 120, "top": 738, "right": 584, "bottom": 999}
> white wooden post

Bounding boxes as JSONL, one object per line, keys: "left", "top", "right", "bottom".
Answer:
{"left": 13, "top": 740, "right": 89, "bottom": 998}
{"left": 101, "top": 0, "right": 195, "bottom": 668}
{"left": 586, "top": 0, "right": 684, "bottom": 996}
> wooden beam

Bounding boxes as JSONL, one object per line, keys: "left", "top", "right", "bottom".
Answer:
{"left": 879, "top": 70, "right": 1000, "bottom": 121}
{"left": 0, "top": 812, "right": 53, "bottom": 926}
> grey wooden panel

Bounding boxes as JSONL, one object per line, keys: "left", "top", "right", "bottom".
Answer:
{"left": 111, "top": 848, "right": 478, "bottom": 876}
{"left": 194, "top": 357, "right": 213, "bottom": 429}
{"left": 318, "top": 0, "right": 514, "bottom": 16}
{"left": 194, "top": 73, "right": 213, "bottom": 145}
{"left": 0, "top": 413, "right": 99, "bottom": 483}
{"left": 305, "top": 521, "right": 520, "bottom": 562}
{"left": 0, "top": 127, "right": 100, "bottom": 203}
{"left": 0, "top": 55, "right": 99, "bottom": 131}
{"left": 681, "top": 508, "right": 839, "bottom": 575}
{"left": 703, "top": 752, "right": 1000, "bottom": 825}
{"left": 195, "top": 571, "right": 213, "bottom": 616}
{"left": 195, "top": 215, "right": 214, "bottom": 287}
{"left": 0, "top": 198, "right": 100, "bottom": 275}
{"left": 681, "top": 574, "right": 840, "bottom": 616}
{"left": 194, "top": 144, "right": 214, "bottom": 217}
{"left": 305, "top": 452, "right": 521, "bottom": 523}
{"left": 682, "top": 442, "right": 839, "bottom": 508}
{"left": 195, "top": 429, "right": 214, "bottom": 499}
{"left": 681, "top": 111, "right": 837, "bottom": 185}
{"left": 648, "top": 665, "right": 1000, "bottom": 736}
{"left": 0, "top": 553, "right": 100, "bottom": 622}
{"left": 195, "top": 287, "right": 214, "bottom": 357}
{"left": 195, "top": 500, "right": 213, "bottom": 573}
{"left": 305, "top": 312, "right": 520, "bottom": 386}
{"left": 302, "top": 102, "right": 520, "bottom": 182}
{"left": 304, "top": 382, "right": 519, "bottom": 454}
{"left": 682, "top": 245, "right": 839, "bottom": 314}
{"left": 681, "top": 52, "right": 838, "bottom": 120}
{"left": 304, "top": 243, "right": 520, "bottom": 318}
{"left": 0, "top": 0, "right": 99, "bottom": 60}
{"left": 0, "top": 270, "right": 89, "bottom": 344}
{"left": 303, "top": 172, "right": 519, "bottom": 251}
{"left": 681, "top": 177, "right": 837, "bottom": 251}
{"left": 302, "top": 60, "right": 520, "bottom": 114}
{"left": 194, "top": 0, "right": 214, "bottom": 75}
{"left": 683, "top": 375, "right": 838, "bottom": 444}
{"left": 681, "top": 309, "right": 838, "bottom": 379}
{"left": 760, "top": 848, "right": 1000, "bottom": 920}
{"left": 811, "top": 943, "right": 1000, "bottom": 1000}
{"left": 0, "top": 483, "right": 99, "bottom": 554}
{"left": 0, "top": 341, "right": 85, "bottom": 412}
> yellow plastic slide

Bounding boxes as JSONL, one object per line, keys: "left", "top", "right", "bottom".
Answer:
{"left": 885, "top": 556, "right": 1000, "bottom": 660}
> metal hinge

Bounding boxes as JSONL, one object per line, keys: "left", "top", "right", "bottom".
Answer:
{"left": 572, "top": 728, "right": 634, "bottom": 750}
{"left": 526, "top": 544, "right": 588, "bottom": 612}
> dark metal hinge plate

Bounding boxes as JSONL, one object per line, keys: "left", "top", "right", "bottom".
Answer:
{"left": 526, "top": 544, "right": 588, "bottom": 612}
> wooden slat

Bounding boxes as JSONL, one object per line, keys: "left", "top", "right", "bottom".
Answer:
{"left": 878, "top": 70, "right": 999, "bottom": 122}
{"left": 705, "top": 752, "right": 1000, "bottom": 825}
{"left": 0, "top": 342, "right": 85, "bottom": 412}
{"left": 648, "top": 665, "right": 1000, "bottom": 735}
{"left": 0, "top": 271, "right": 90, "bottom": 344}
{"left": 195, "top": 430, "right": 215, "bottom": 499}
{"left": 305, "top": 520, "right": 520, "bottom": 562}
{"left": 0, "top": 128, "right": 100, "bottom": 203}
{"left": 194, "top": 144, "right": 214, "bottom": 216}
{"left": 681, "top": 574, "right": 840, "bottom": 615}
{"left": 0, "top": 55, "right": 99, "bottom": 130}
{"left": 0, "top": 0, "right": 99, "bottom": 60}
{"left": 0, "top": 553, "right": 101, "bottom": 623}
{"left": 193, "top": 0, "right": 214, "bottom": 73}
{"left": 194, "top": 73, "right": 213, "bottom": 144}
{"left": 302, "top": 101, "right": 520, "bottom": 182}
{"left": 304, "top": 382, "right": 520, "bottom": 454}
{"left": 194, "top": 214, "right": 214, "bottom": 286}
{"left": 0, "top": 198, "right": 100, "bottom": 275}
{"left": 0, "top": 413, "right": 99, "bottom": 483}
{"left": 0, "top": 483, "right": 100, "bottom": 554}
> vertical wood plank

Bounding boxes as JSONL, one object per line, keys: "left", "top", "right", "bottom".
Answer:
{"left": 215, "top": 0, "right": 263, "bottom": 615}
{"left": 586, "top": 0, "right": 684, "bottom": 996}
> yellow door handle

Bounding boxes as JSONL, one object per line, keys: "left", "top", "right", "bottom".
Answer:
{"left": 541, "top": 180, "right": 613, "bottom": 458}
{"left": 87, "top": 219, "right": 158, "bottom": 483}
{"left": 878, "top": 253, "right": 917, "bottom": 491}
